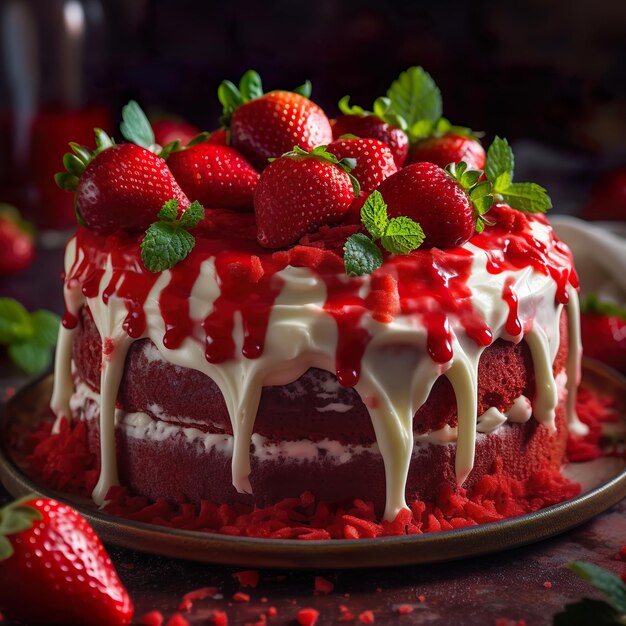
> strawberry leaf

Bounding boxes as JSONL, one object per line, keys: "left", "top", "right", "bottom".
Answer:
{"left": 386, "top": 66, "right": 442, "bottom": 130}
{"left": 293, "top": 80, "right": 312, "bottom": 98}
{"left": 338, "top": 96, "right": 368, "bottom": 116}
{"left": 381, "top": 217, "right": 425, "bottom": 255}
{"left": 553, "top": 598, "right": 623, "bottom": 625}
{"left": 141, "top": 199, "right": 205, "bottom": 272}
{"left": 360, "top": 191, "right": 389, "bottom": 240}
{"left": 344, "top": 233, "right": 383, "bottom": 276}
{"left": 485, "top": 136, "right": 514, "bottom": 184}
{"left": 580, "top": 294, "right": 626, "bottom": 320}
{"left": 501, "top": 182, "right": 552, "bottom": 214}
{"left": 568, "top": 561, "right": 626, "bottom": 614}
{"left": 120, "top": 100, "right": 155, "bottom": 150}
{"left": 0, "top": 496, "right": 43, "bottom": 560}
{"left": 239, "top": 70, "right": 263, "bottom": 102}
{"left": 445, "top": 161, "right": 495, "bottom": 224}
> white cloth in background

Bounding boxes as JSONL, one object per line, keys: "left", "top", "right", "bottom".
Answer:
{"left": 550, "top": 216, "right": 626, "bottom": 305}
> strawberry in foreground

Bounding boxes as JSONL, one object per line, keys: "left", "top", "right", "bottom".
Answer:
{"left": 219, "top": 70, "right": 333, "bottom": 170}
{"left": 0, "top": 496, "right": 133, "bottom": 625}
{"left": 167, "top": 143, "right": 259, "bottom": 210}
{"left": 580, "top": 295, "right": 626, "bottom": 374}
{"left": 0, "top": 204, "right": 34, "bottom": 276}
{"left": 56, "top": 102, "right": 190, "bottom": 235}
{"left": 407, "top": 133, "right": 486, "bottom": 170}
{"left": 254, "top": 145, "right": 359, "bottom": 248}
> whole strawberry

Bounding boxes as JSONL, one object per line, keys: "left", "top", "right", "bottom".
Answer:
{"left": 56, "top": 102, "right": 190, "bottom": 235}
{"left": 327, "top": 138, "right": 397, "bottom": 194}
{"left": 254, "top": 146, "right": 358, "bottom": 248}
{"left": 407, "top": 134, "right": 486, "bottom": 170}
{"left": 0, "top": 205, "right": 34, "bottom": 276}
{"left": 167, "top": 143, "right": 259, "bottom": 210}
{"left": 332, "top": 114, "right": 409, "bottom": 168}
{"left": 580, "top": 296, "right": 626, "bottom": 374}
{"left": 219, "top": 70, "right": 333, "bottom": 170}
{"left": 376, "top": 162, "right": 477, "bottom": 248}
{"left": 151, "top": 117, "right": 200, "bottom": 148}
{"left": 0, "top": 496, "right": 133, "bottom": 625}
{"left": 580, "top": 167, "right": 626, "bottom": 222}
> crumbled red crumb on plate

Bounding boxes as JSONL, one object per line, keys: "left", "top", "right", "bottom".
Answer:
{"left": 211, "top": 610, "right": 229, "bottom": 626}
{"left": 267, "top": 606, "right": 278, "bottom": 617}
{"left": 358, "top": 610, "right": 375, "bottom": 623}
{"left": 140, "top": 611, "right": 165, "bottom": 626}
{"left": 297, "top": 607, "right": 320, "bottom": 626}
{"left": 314, "top": 575, "right": 334, "bottom": 594}
{"left": 396, "top": 604, "right": 414, "bottom": 615}
{"left": 233, "top": 570, "right": 260, "bottom": 588}
{"left": 233, "top": 591, "right": 250, "bottom": 603}
{"left": 179, "top": 586, "right": 218, "bottom": 611}
{"left": 418, "top": 595, "right": 426, "bottom": 603}
{"left": 543, "top": 581, "right": 553, "bottom": 588}
{"left": 165, "top": 614, "right": 190, "bottom": 626}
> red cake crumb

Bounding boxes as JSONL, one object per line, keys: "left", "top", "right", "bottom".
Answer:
{"left": 296, "top": 608, "right": 320, "bottom": 626}
{"left": 140, "top": 612, "right": 164, "bottom": 626}
{"left": 418, "top": 595, "right": 426, "bottom": 603}
{"left": 211, "top": 611, "right": 229, "bottom": 626}
{"left": 495, "top": 620, "right": 527, "bottom": 626}
{"left": 165, "top": 615, "right": 190, "bottom": 626}
{"left": 179, "top": 587, "right": 218, "bottom": 611}
{"left": 233, "top": 570, "right": 260, "bottom": 588}
{"left": 397, "top": 604, "right": 414, "bottom": 615}
{"left": 233, "top": 592, "right": 250, "bottom": 603}
{"left": 267, "top": 607, "right": 278, "bottom": 617}
{"left": 358, "top": 610, "right": 375, "bottom": 623}
{"left": 543, "top": 581, "right": 553, "bottom": 588}
{"left": 314, "top": 576, "right": 334, "bottom": 594}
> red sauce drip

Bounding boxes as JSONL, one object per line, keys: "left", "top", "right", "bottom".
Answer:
{"left": 501, "top": 277, "right": 522, "bottom": 337}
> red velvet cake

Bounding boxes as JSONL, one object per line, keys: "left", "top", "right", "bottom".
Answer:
{"left": 50, "top": 67, "right": 587, "bottom": 524}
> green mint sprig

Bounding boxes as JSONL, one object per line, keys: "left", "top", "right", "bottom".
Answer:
{"left": 553, "top": 561, "right": 626, "bottom": 625}
{"left": 445, "top": 161, "right": 495, "bottom": 233}
{"left": 344, "top": 190, "right": 424, "bottom": 276}
{"left": 484, "top": 136, "right": 552, "bottom": 213}
{"left": 0, "top": 299, "right": 60, "bottom": 375}
{"left": 218, "top": 70, "right": 312, "bottom": 127}
{"left": 140, "top": 199, "right": 205, "bottom": 273}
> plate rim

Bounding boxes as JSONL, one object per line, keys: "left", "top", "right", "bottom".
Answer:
{"left": 1, "top": 359, "right": 625, "bottom": 569}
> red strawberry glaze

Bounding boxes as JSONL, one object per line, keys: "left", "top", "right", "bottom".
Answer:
{"left": 61, "top": 207, "right": 574, "bottom": 385}
{"left": 502, "top": 277, "right": 522, "bottom": 337}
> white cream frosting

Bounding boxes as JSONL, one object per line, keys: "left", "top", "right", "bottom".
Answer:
{"left": 51, "top": 218, "right": 585, "bottom": 520}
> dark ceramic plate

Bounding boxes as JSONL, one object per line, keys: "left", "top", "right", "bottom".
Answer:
{"left": 1, "top": 360, "right": 625, "bottom": 569}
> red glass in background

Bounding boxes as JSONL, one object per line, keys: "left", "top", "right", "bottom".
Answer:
{"left": 0, "top": 0, "right": 111, "bottom": 231}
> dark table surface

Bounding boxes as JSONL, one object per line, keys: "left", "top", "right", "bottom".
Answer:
{"left": 1, "top": 238, "right": 625, "bottom": 626}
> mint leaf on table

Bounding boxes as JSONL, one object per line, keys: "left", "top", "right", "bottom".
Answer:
{"left": 484, "top": 136, "right": 552, "bottom": 214}
{"left": 0, "top": 298, "right": 60, "bottom": 375}
{"left": 553, "top": 598, "right": 623, "bottom": 625}
{"left": 568, "top": 561, "right": 626, "bottom": 614}
{"left": 141, "top": 199, "right": 205, "bottom": 273}
{"left": 343, "top": 190, "right": 424, "bottom": 276}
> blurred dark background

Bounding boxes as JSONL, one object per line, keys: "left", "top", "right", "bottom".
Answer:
{"left": 0, "top": 0, "right": 625, "bottom": 229}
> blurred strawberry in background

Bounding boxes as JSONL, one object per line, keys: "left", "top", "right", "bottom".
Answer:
{"left": 580, "top": 167, "right": 626, "bottom": 222}
{"left": 0, "top": 204, "right": 34, "bottom": 276}
{"left": 151, "top": 116, "right": 201, "bottom": 148}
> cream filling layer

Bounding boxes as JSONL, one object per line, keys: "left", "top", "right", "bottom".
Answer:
{"left": 52, "top": 219, "right": 585, "bottom": 519}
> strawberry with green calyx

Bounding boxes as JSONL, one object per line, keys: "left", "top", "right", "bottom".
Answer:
{"left": 444, "top": 161, "right": 494, "bottom": 233}
{"left": 141, "top": 199, "right": 205, "bottom": 272}
{"left": 218, "top": 70, "right": 333, "bottom": 170}
{"left": 254, "top": 145, "right": 358, "bottom": 249}
{"left": 167, "top": 142, "right": 259, "bottom": 211}
{"left": 0, "top": 496, "right": 133, "bottom": 625}
{"left": 327, "top": 137, "right": 397, "bottom": 194}
{"left": 0, "top": 298, "right": 59, "bottom": 375}
{"left": 343, "top": 190, "right": 424, "bottom": 276}
{"left": 0, "top": 204, "right": 35, "bottom": 276}
{"left": 580, "top": 295, "right": 626, "bottom": 374}
{"left": 55, "top": 100, "right": 191, "bottom": 235}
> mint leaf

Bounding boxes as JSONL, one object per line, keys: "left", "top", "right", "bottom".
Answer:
{"left": 386, "top": 66, "right": 442, "bottom": 129}
{"left": 501, "top": 182, "right": 552, "bottom": 214}
{"left": 141, "top": 199, "right": 205, "bottom": 273}
{"left": 553, "top": 598, "right": 623, "bottom": 625}
{"left": 239, "top": 70, "right": 263, "bottom": 102}
{"left": 30, "top": 310, "right": 60, "bottom": 347}
{"left": 485, "top": 136, "right": 514, "bottom": 184}
{"left": 0, "top": 298, "right": 31, "bottom": 343}
{"left": 493, "top": 171, "right": 512, "bottom": 194}
{"left": 8, "top": 340, "right": 52, "bottom": 375}
{"left": 381, "top": 217, "right": 425, "bottom": 255}
{"left": 569, "top": 561, "right": 626, "bottom": 614}
{"left": 360, "top": 190, "right": 389, "bottom": 239}
{"left": 120, "top": 100, "right": 155, "bottom": 150}
{"left": 344, "top": 233, "right": 383, "bottom": 276}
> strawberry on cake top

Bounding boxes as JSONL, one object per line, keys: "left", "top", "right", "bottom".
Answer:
{"left": 51, "top": 67, "right": 586, "bottom": 522}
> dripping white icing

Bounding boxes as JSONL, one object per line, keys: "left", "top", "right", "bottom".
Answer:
{"left": 51, "top": 219, "right": 580, "bottom": 519}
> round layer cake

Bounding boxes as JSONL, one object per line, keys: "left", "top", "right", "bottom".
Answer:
{"left": 51, "top": 206, "right": 584, "bottom": 520}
